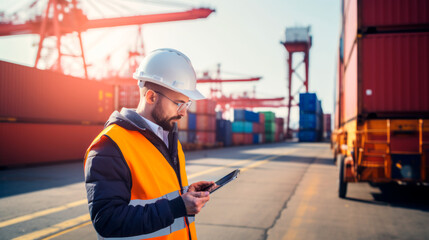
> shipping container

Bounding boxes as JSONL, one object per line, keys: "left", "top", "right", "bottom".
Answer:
{"left": 232, "top": 121, "right": 253, "bottom": 133}
{"left": 343, "top": 0, "right": 429, "bottom": 64}
{"left": 298, "top": 130, "right": 318, "bottom": 142}
{"left": 0, "top": 122, "right": 103, "bottom": 167}
{"left": 216, "top": 120, "right": 232, "bottom": 147}
{"left": 188, "top": 113, "right": 197, "bottom": 130}
{"left": 344, "top": 32, "right": 429, "bottom": 122}
{"left": 0, "top": 61, "right": 114, "bottom": 124}
{"left": 196, "top": 131, "right": 215, "bottom": 145}
{"left": 333, "top": 0, "right": 429, "bottom": 198}
{"left": 118, "top": 85, "right": 140, "bottom": 109}
{"left": 233, "top": 109, "right": 260, "bottom": 122}
{"left": 196, "top": 114, "right": 216, "bottom": 131}
{"left": 299, "top": 93, "right": 318, "bottom": 112}
{"left": 232, "top": 133, "right": 244, "bottom": 145}
{"left": 196, "top": 99, "right": 216, "bottom": 115}
{"left": 260, "top": 111, "right": 275, "bottom": 122}
{"left": 265, "top": 122, "right": 276, "bottom": 133}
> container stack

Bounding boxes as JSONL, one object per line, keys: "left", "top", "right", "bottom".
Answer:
{"left": 231, "top": 109, "right": 260, "bottom": 145}
{"left": 323, "top": 114, "right": 332, "bottom": 140}
{"left": 275, "top": 118, "right": 285, "bottom": 142}
{"left": 298, "top": 93, "right": 323, "bottom": 142}
{"left": 0, "top": 61, "right": 114, "bottom": 166}
{"left": 177, "top": 110, "right": 197, "bottom": 145}
{"left": 216, "top": 119, "right": 232, "bottom": 147}
{"left": 195, "top": 99, "right": 217, "bottom": 146}
{"left": 261, "top": 111, "right": 276, "bottom": 143}
{"left": 118, "top": 85, "right": 140, "bottom": 109}
{"left": 258, "top": 113, "right": 266, "bottom": 143}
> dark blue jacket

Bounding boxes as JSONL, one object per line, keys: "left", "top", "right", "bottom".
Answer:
{"left": 84, "top": 108, "right": 187, "bottom": 237}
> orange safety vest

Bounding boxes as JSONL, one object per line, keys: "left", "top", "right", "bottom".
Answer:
{"left": 85, "top": 124, "right": 197, "bottom": 240}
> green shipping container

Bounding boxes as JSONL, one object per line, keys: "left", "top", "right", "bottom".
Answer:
{"left": 265, "top": 132, "right": 275, "bottom": 142}
{"left": 260, "top": 111, "right": 275, "bottom": 122}
{"left": 265, "top": 122, "right": 276, "bottom": 133}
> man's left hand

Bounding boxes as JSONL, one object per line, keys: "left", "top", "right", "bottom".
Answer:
{"left": 188, "top": 181, "right": 216, "bottom": 192}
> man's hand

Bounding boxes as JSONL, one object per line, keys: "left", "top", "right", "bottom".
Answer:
{"left": 188, "top": 181, "right": 216, "bottom": 192}
{"left": 181, "top": 191, "right": 210, "bottom": 215}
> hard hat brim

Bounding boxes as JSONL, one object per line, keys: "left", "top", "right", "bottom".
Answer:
{"left": 135, "top": 77, "right": 206, "bottom": 101}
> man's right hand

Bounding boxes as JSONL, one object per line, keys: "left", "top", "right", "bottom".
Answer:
{"left": 181, "top": 191, "right": 210, "bottom": 215}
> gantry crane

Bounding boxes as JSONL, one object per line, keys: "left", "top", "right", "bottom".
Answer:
{"left": 197, "top": 64, "right": 287, "bottom": 111}
{"left": 281, "top": 26, "right": 312, "bottom": 139}
{"left": 0, "top": 0, "right": 215, "bottom": 79}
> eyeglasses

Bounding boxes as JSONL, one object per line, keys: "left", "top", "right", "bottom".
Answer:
{"left": 153, "top": 91, "right": 192, "bottom": 113}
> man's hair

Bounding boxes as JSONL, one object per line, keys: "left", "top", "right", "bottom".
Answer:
{"left": 140, "top": 82, "right": 172, "bottom": 96}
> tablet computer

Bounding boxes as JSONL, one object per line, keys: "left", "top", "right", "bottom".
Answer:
{"left": 202, "top": 169, "right": 240, "bottom": 194}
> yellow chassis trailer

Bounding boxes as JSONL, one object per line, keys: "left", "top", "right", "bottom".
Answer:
{"left": 332, "top": 119, "right": 429, "bottom": 198}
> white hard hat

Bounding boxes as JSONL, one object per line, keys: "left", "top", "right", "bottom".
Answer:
{"left": 133, "top": 48, "right": 205, "bottom": 100}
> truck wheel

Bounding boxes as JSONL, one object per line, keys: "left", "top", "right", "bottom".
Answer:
{"left": 338, "top": 154, "right": 348, "bottom": 198}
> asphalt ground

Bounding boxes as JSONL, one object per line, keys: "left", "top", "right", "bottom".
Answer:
{"left": 1, "top": 142, "right": 428, "bottom": 240}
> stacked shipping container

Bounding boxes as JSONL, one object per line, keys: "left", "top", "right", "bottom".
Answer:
{"left": 0, "top": 61, "right": 114, "bottom": 166}
{"left": 261, "top": 111, "right": 276, "bottom": 143}
{"left": 298, "top": 93, "right": 324, "bottom": 142}
{"left": 232, "top": 109, "right": 259, "bottom": 145}
{"left": 332, "top": 0, "right": 429, "bottom": 197}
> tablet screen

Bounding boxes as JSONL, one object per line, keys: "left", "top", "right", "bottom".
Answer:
{"left": 204, "top": 169, "right": 240, "bottom": 193}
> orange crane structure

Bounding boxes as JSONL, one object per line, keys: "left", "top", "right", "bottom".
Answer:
{"left": 197, "top": 65, "right": 287, "bottom": 111}
{"left": 0, "top": 0, "right": 215, "bottom": 79}
{"left": 281, "top": 26, "right": 312, "bottom": 138}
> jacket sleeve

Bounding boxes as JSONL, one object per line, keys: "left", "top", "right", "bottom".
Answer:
{"left": 84, "top": 135, "right": 187, "bottom": 237}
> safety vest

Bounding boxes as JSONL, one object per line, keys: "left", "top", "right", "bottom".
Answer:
{"left": 85, "top": 124, "right": 197, "bottom": 240}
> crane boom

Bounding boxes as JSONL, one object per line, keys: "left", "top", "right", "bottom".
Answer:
{"left": 197, "top": 77, "right": 261, "bottom": 83}
{"left": 0, "top": 8, "right": 215, "bottom": 36}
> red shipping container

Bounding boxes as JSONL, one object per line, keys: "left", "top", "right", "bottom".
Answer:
{"left": 343, "top": 0, "right": 429, "bottom": 63}
{"left": 0, "top": 61, "right": 114, "bottom": 124}
{"left": 196, "top": 99, "right": 216, "bottom": 115}
{"left": 196, "top": 114, "right": 216, "bottom": 131}
{"left": 118, "top": 85, "right": 140, "bottom": 109}
{"left": 259, "top": 113, "right": 265, "bottom": 123}
{"left": 232, "top": 133, "right": 244, "bottom": 145}
{"left": 196, "top": 131, "right": 215, "bottom": 144}
{"left": 244, "top": 133, "right": 253, "bottom": 145}
{"left": 324, "top": 114, "right": 332, "bottom": 133}
{"left": 0, "top": 122, "right": 103, "bottom": 167}
{"left": 343, "top": 32, "right": 429, "bottom": 122}
{"left": 252, "top": 123, "right": 260, "bottom": 133}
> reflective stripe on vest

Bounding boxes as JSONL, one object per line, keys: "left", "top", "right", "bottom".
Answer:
{"left": 85, "top": 124, "right": 197, "bottom": 240}
{"left": 99, "top": 190, "right": 195, "bottom": 240}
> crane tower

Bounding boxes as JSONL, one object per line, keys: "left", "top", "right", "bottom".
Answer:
{"left": 281, "top": 26, "right": 312, "bottom": 139}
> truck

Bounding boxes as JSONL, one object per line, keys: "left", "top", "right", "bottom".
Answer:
{"left": 332, "top": 0, "right": 429, "bottom": 198}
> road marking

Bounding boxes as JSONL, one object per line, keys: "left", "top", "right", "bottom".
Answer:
{"left": 41, "top": 221, "right": 92, "bottom": 240}
{"left": 10, "top": 150, "right": 290, "bottom": 240}
{"left": 0, "top": 199, "right": 87, "bottom": 228}
{"left": 282, "top": 175, "right": 319, "bottom": 240}
{"left": 12, "top": 214, "right": 91, "bottom": 240}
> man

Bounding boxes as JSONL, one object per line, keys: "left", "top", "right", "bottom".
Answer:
{"left": 84, "top": 48, "right": 215, "bottom": 240}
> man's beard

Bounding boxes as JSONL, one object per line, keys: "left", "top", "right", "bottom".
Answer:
{"left": 152, "top": 102, "right": 181, "bottom": 131}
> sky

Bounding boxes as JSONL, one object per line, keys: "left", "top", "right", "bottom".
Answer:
{"left": 0, "top": 0, "right": 341, "bottom": 128}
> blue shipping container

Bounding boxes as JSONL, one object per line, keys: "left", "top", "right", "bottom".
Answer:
{"left": 298, "top": 130, "right": 318, "bottom": 142}
{"left": 188, "top": 113, "right": 196, "bottom": 130}
{"left": 299, "top": 93, "right": 318, "bottom": 113}
{"left": 216, "top": 120, "right": 232, "bottom": 146}
{"left": 232, "top": 121, "right": 253, "bottom": 133}
{"left": 252, "top": 133, "right": 259, "bottom": 144}
{"left": 234, "top": 109, "right": 259, "bottom": 122}
{"left": 299, "top": 113, "right": 318, "bottom": 130}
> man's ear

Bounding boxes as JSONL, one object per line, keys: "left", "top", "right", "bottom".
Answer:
{"left": 145, "top": 90, "right": 157, "bottom": 104}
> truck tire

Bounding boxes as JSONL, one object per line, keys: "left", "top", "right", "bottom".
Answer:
{"left": 338, "top": 154, "right": 348, "bottom": 198}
